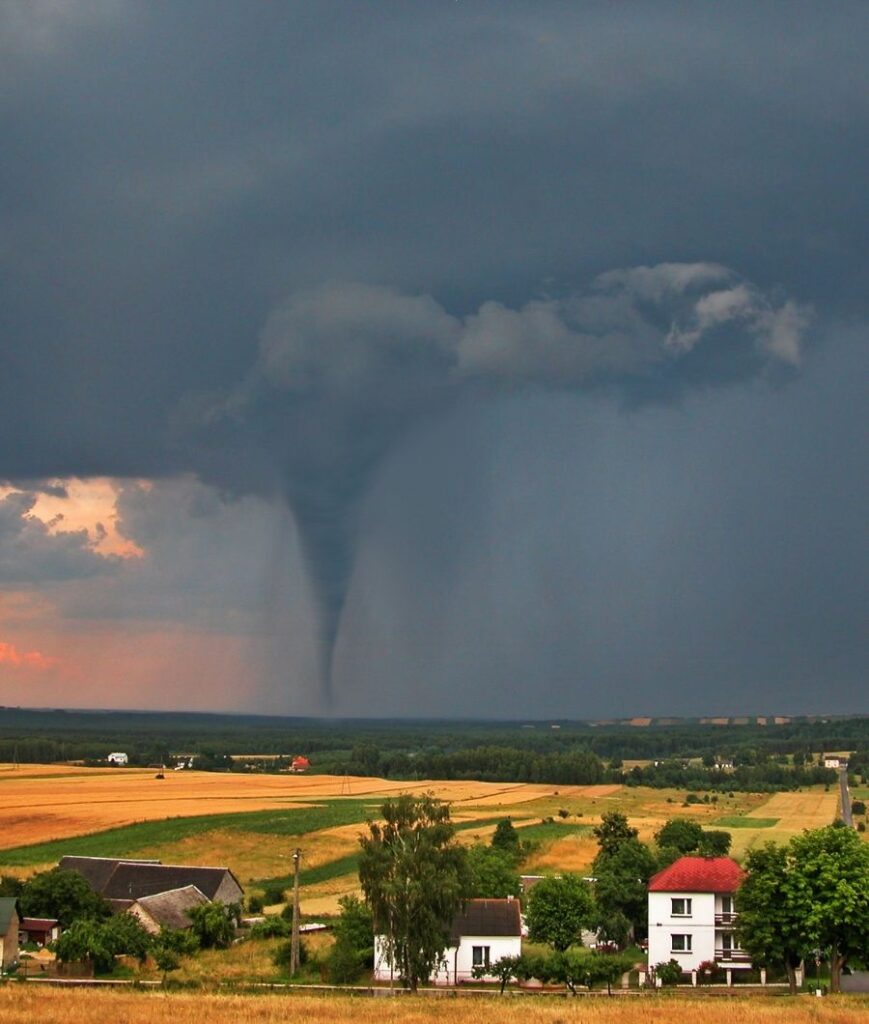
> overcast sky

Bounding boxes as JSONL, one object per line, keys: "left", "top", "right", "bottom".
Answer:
{"left": 1, "top": 1, "right": 866, "bottom": 718}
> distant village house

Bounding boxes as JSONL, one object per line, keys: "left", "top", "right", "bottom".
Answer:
{"left": 106, "top": 752, "right": 129, "bottom": 766}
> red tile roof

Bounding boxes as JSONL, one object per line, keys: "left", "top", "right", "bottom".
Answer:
{"left": 648, "top": 856, "right": 745, "bottom": 893}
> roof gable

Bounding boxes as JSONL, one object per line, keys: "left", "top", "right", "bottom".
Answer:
{"left": 648, "top": 856, "right": 745, "bottom": 893}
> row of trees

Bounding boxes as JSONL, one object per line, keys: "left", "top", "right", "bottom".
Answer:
{"left": 337, "top": 743, "right": 838, "bottom": 792}
{"left": 735, "top": 824, "right": 869, "bottom": 993}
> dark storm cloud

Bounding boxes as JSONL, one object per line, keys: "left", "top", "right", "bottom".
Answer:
{"left": 0, "top": 2, "right": 866, "bottom": 713}
{"left": 201, "top": 268, "right": 806, "bottom": 701}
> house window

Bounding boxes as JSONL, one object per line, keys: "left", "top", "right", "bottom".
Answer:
{"left": 720, "top": 896, "right": 732, "bottom": 915}
{"left": 671, "top": 934, "right": 692, "bottom": 953}
{"left": 671, "top": 898, "right": 692, "bottom": 917}
{"left": 472, "top": 946, "right": 491, "bottom": 969}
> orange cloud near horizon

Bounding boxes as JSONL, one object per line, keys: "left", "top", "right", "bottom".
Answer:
{"left": 0, "top": 641, "right": 58, "bottom": 671}
{"left": 0, "top": 477, "right": 144, "bottom": 559}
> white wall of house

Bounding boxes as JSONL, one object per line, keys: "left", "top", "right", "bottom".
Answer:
{"left": 374, "top": 933, "right": 521, "bottom": 985}
{"left": 648, "top": 891, "right": 749, "bottom": 975}
{"left": 648, "top": 891, "right": 716, "bottom": 973}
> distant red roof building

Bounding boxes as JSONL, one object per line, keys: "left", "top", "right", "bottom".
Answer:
{"left": 291, "top": 756, "right": 310, "bottom": 772}
{"left": 648, "top": 856, "right": 745, "bottom": 893}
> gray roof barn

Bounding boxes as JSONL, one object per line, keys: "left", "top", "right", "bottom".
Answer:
{"left": 59, "top": 856, "right": 243, "bottom": 906}
{"left": 59, "top": 856, "right": 158, "bottom": 892}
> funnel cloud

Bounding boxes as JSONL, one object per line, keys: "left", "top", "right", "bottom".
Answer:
{"left": 1, "top": 2, "right": 867, "bottom": 718}
{"left": 218, "top": 268, "right": 810, "bottom": 703}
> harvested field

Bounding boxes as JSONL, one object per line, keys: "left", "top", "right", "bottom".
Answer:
{"left": 0, "top": 763, "right": 845, "bottom": 908}
{"left": 0, "top": 988, "right": 866, "bottom": 1024}
{"left": 746, "top": 790, "right": 838, "bottom": 830}
{"left": 0, "top": 765, "right": 565, "bottom": 852}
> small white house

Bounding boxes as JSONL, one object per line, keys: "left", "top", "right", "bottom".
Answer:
{"left": 823, "top": 755, "right": 846, "bottom": 769}
{"left": 107, "top": 752, "right": 129, "bottom": 766}
{"left": 648, "top": 856, "right": 750, "bottom": 980}
{"left": 374, "top": 898, "right": 522, "bottom": 986}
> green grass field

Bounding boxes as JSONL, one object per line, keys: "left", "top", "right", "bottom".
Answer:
{"left": 0, "top": 799, "right": 378, "bottom": 867}
{"left": 714, "top": 816, "right": 779, "bottom": 828}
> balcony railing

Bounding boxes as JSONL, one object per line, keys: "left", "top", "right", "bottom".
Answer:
{"left": 715, "top": 912, "right": 738, "bottom": 926}
{"left": 715, "top": 948, "right": 751, "bottom": 964}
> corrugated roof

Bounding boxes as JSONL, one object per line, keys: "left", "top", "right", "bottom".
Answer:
{"left": 0, "top": 897, "right": 18, "bottom": 934}
{"left": 449, "top": 898, "right": 522, "bottom": 941}
{"left": 648, "top": 856, "right": 745, "bottom": 893}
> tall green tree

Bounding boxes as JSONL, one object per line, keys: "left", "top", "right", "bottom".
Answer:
{"left": 18, "top": 868, "right": 110, "bottom": 928}
{"left": 491, "top": 817, "right": 521, "bottom": 857}
{"left": 326, "top": 895, "right": 374, "bottom": 984}
{"left": 592, "top": 812, "right": 638, "bottom": 859}
{"left": 358, "top": 793, "right": 470, "bottom": 991}
{"left": 735, "top": 842, "right": 807, "bottom": 994}
{"left": 525, "top": 874, "right": 594, "bottom": 951}
{"left": 787, "top": 825, "right": 869, "bottom": 993}
{"left": 654, "top": 818, "right": 704, "bottom": 855}
{"left": 53, "top": 913, "right": 151, "bottom": 974}
{"left": 592, "top": 837, "right": 657, "bottom": 941}
{"left": 467, "top": 844, "right": 521, "bottom": 898}
{"left": 697, "top": 830, "right": 732, "bottom": 857}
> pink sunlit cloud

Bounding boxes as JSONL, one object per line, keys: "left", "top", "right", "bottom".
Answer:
{"left": 0, "top": 640, "right": 58, "bottom": 671}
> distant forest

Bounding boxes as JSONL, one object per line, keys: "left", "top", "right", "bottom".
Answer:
{"left": 0, "top": 707, "right": 867, "bottom": 793}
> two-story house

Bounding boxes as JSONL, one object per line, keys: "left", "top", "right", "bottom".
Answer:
{"left": 647, "top": 856, "right": 750, "bottom": 981}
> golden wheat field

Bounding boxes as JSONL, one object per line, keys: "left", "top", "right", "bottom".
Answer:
{"left": 0, "top": 987, "right": 867, "bottom": 1024}
{"left": 0, "top": 764, "right": 590, "bottom": 851}
{"left": 0, "top": 762, "right": 846, "bottom": 909}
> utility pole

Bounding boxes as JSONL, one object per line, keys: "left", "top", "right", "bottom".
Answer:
{"left": 290, "top": 847, "right": 302, "bottom": 975}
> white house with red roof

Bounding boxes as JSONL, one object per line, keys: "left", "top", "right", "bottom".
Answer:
{"left": 647, "top": 856, "right": 750, "bottom": 980}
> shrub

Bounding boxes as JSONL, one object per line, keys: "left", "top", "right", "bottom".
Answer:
{"left": 247, "top": 895, "right": 264, "bottom": 914}
{"left": 188, "top": 903, "right": 235, "bottom": 949}
{"left": 249, "top": 916, "right": 291, "bottom": 939}
{"left": 326, "top": 895, "right": 374, "bottom": 984}
{"left": 654, "top": 959, "right": 683, "bottom": 986}
{"left": 272, "top": 938, "right": 309, "bottom": 969}
{"left": 262, "top": 886, "right": 286, "bottom": 906}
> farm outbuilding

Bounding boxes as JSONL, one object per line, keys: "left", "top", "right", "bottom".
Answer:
{"left": 18, "top": 917, "right": 60, "bottom": 947}
{"left": 59, "top": 856, "right": 244, "bottom": 906}
{"left": 126, "top": 885, "right": 209, "bottom": 934}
